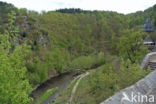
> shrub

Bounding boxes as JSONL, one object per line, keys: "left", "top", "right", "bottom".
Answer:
{"left": 69, "top": 52, "right": 105, "bottom": 70}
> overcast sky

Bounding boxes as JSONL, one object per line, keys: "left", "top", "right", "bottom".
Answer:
{"left": 1, "top": 0, "right": 156, "bottom": 14}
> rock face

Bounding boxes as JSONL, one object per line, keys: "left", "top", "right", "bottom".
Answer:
{"left": 16, "top": 15, "right": 51, "bottom": 48}
{"left": 100, "top": 70, "right": 156, "bottom": 104}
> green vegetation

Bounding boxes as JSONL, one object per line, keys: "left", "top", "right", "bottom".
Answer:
{"left": 116, "top": 29, "right": 149, "bottom": 63}
{"left": 68, "top": 52, "right": 105, "bottom": 70}
{"left": 54, "top": 58, "right": 150, "bottom": 104}
{"left": 54, "top": 28, "right": 151, "bottom": 104}
{"left": 36, "top": 87, "right": 58, "bottom": 104}
{"left": 0, "top": 11, "right": 32, "bottom": 104}
{"left": 14, "top": 4, "right": 155, "bottom": 87}
{"left": 54, "top": 77, "right": 80, "bottom": 104}
{"left": 71, "top": 62, "right": 150, "bottom": 104}
{"left": 0, "top": 1, "right": 155, "bottom": 104}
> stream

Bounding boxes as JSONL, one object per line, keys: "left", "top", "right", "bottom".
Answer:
{"left": 31, "top": 71, "right": 81, "bottom": 104}
{"left": 31, "top": 64, "right": 101, "bottom": 104}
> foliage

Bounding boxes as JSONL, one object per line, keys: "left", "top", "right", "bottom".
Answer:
{"left": 36, "top": 87, "right": 58, "bottom": 104}
{"left": 0, "top": 11, "right": 32, "bottom": 104}
{"left": 118, "top": 58, "right": 150, "bottom": 89}
{"left": 54, "top": 77, "right": 80, "bottom": 104}
{"left": 71, "top": 61, "right": 150, "bottom": 104}
{"left": 127, "top": 4, "right": 156, "bottom": 29}
{"left": 150, "top": 31, "right": 156, "bottom": 41}
{"left": 0, "top": 1, "right": 17, "bottom": 32}
{"left": 0, "top": 3, "right": 155, "bottom": 102}
{"left": 56, "top": 8, "right": 89, "bottom": 14}
{"left": 69, "top": 52, "right": 105, "bottom": 70}
{"left": 117, "top": 29, "right": 149, "bottom": 63}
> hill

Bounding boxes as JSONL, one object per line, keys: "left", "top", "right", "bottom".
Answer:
{"left": 0, "top": 1, "right": 155, "bottom": 86}
{"left": 0, "top": 1, "right": 155, "bottom": 103}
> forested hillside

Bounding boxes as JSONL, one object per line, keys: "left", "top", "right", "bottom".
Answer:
{"left": 0, "top": 1, "right": 155, "bottom": 104}
{"left": 127, "top": 5, "right": 156, "bottom": 28}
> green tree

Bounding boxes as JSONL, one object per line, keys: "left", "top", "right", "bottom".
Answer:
{"left": 88, "top": 64, "right": 117, "bottom": 102}
{"left": 117, "top": 29, "right": 149, "bottom": 63}
{"left": 0, "top": 11, "right": 32, "bottom": 104}
{"left": 119, "top": 58, "right": 150, "bottom": 89}
{"left": 154, "top": 18, "right": 156, "bottom": 28}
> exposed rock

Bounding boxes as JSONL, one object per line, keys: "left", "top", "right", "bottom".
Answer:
{"left": 16, "top": 15, "right": 51, "bottom": 48}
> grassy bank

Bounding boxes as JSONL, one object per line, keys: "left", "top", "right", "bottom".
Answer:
{"left": 54, "top": 60, "right": 150, "bottom": 104}
{"left": 71, "top": 63, "right": 150, "bottom": 104}
{"left": 36, "top": 87, "right": 58, "bottom": 104}
{"left": 54, "top": 76, "right": 80, "bottom": 104}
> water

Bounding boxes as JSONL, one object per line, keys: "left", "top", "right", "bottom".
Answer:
{"left": 31, "top": 72, "right": 79, "bottom": 104}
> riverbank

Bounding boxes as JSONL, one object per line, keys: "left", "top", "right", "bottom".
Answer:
{"left": 31, "top": 58, "right": 107, "bottom": 104}
{"left": 31, "top": 72, "right": 77, "bottom": 104}
{"left": 54, "top": 62, "right": 150, "bottom": 104}
{"left": 32, "top": 55, "right": 127, "bottom": 104}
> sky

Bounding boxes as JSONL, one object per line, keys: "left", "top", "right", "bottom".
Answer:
{"left": 0, "top": 0, "right": 156, "bottom": 14}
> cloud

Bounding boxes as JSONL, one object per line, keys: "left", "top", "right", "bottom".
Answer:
{"left": 0, "top": 0, "right": 156, "bottom": 14}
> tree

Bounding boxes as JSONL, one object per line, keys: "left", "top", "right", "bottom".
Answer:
{"left": 117, "top": 29, "right": 149, "bottom": 63}
{"left": 119, "top": 58, "right": 150, "bottom": 89}
{"left": 154, "top": 18, "right": 156, "bottom": 28}
{"left": 0, "top": 11, "right": 32, "bottom": 104}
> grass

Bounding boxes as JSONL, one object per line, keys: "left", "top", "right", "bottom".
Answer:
{"left": 54, "top": 54, "right": 117, "bottom": 104}
{"left": 54, "top": 55, "right": 150, "bottom": 104}
{"left": 69, "top": 63, "right": 150, "bottom": 104}
{"left": 71, "top": 69, "right": 99, "bottom": 104}
{"left": 54, "top": 77, "right": 80, "bottom": 104}
{"left": 35, "top": 87, "right": 58, "bottom": 104}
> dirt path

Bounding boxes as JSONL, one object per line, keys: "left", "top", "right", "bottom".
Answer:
{"left": 31, "top": 72, "right": 76, "bottom": 104}
{"left": 67, "top": 72, "right": 90, "bottom": 104}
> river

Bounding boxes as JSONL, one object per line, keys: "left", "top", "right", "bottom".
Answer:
{"left": 31, "top": 71, "right": 81, "bottom": 104}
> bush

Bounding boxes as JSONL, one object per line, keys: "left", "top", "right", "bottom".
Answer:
{"left": 69, "top": 52, "right": 105, "bottom": 70}
{"left": 71, "top": 60, "right": 150, "bottom": 104}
